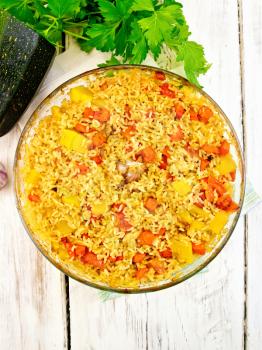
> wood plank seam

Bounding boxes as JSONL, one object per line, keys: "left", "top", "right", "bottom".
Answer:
{"left": 237, "top": 1, "right": 248, "bottom": 349}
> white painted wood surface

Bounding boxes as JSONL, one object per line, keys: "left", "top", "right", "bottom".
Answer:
{"left": 0, "top": 0, "right": 261, "bottom": 349}
{"left": 242, "top": 1, "right": 262, "bottom": 348}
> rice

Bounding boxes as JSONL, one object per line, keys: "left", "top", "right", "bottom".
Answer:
{"left": 20, "top": 67, "right": 239, "bottom": 288}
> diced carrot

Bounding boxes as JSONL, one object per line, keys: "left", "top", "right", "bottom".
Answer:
{"left": 190, "top": 108, "right": 199, "bottom": 121}
{"left": 124, "top": 104, "right": 131, "bottom": 117}
{"left": 192, "top": 243, "right": 206, "bottom": 255}
{"left": 92, "top": 131, "right": 107, "bottom": 148}
{"left": 76, "top": 163, "right": 90, "bottom": 174}
{"left": 100, "top": 82, "right": 108, "bottom": 90}
{"left": 139, "top": 146, "right": 157, "bottom": 163}
{"left": 227, "top": 201, "right": 239, "bottom": 212}
{"left": 28, "top": 194, "right": 40, "bottom": 202}
{"left": 200, "top": 158, "right": 209, "bottom": 171}
{"left": 155, "top": 71, "right": 166, "bottom": 80}
{"left": 93, "top": 108, "right": 110, "bottom": 122}
{"left": 199, "top": 190, "right": 206, "bottom": 201}
{"left": 170, "top": 126, "right": 184, "bottom": 141}
{"left": 219, "top": 140, "right": 230, "bottom": 156}
{"left": 82, "top": 251, "right": 104, "bottom": 269}
{"left": 198, "top": 106, "right": 213, "bottom": 123}
{"left": 112, "top": 202, "right": 126, "bottom": 212}
{"left": 166, "top": 172, "right": 175, "bottom": 181}
{"left": 137, "top": 230, "right": 156, "bottom": 246}
{"left": 230, "top": 170, "right": 236, "bottom": 181}
{"left": 159, "top": 248, "right": 172, "bottom": 258}
{"left": 173, "top": 103, "right": 185, "bottom": 120}
{"left": 115, "top": 212, "right": 132, "bottom": 232}
{"left": 82, "top": 233, "right": 89, "bottom": 239}
{"left": 202, "top": 144, "right": 220, "bottom": 154}
{"left": 125, "top": 145, "right": 133, "bottom": 153}
{"left": 135, "top": 267, "right": 149, "bottom": 279}
{"left": 116, "top": 255, "right": 124, "bottom": 261}
{"left": 185, "top": 144, "right": 199, "bottom": 157}
{"left": 207, "top": 176, "right": 226, "bottom": 196}
{"left": 144, "top": 197, "right": 158, "bottom": 213}
{"left": 146, "top": 108, "right": 155, "bottom": 118}
{"left": 205, "top": 188, "right": 215, "bottom": 202}
{"left": 122, "top": 125, "right": 136, "bottom": 139}
{"left": 75, "top": 123, "right": 87, "bottom": 133}
{"left": 194, "top": 202, "right": 204, "bottom": 208}
{"left": 133, "top": 253, "right": 146, "bottom": 263}
{"left": 90, "top": 155, "right": 103, "bottom": 164}
{"left": 149, "top": 260, "right": 165, "bottom": 274}
{"left": 75, "top": 245, "right": 86, "bottom": 257}
{"left": 108, "top": 256, "right": 117, "bottom": 263}
{"left": 158, "top": 227, "right": 166, "bottom": 235}
{"left": 65, "top": 242, "right": 75, "bottom": 258}
{"left": 83, "top": 107, "right": 94, "bottom": 118}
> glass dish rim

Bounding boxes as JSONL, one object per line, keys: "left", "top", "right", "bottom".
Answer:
{"left": 14, "top": 64, "right": 246, "bottom": 294}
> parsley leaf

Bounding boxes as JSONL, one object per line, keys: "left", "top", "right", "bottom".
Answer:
{"left": 131, "top": 0, "right": 154, "bottom": 12}
{"left": 86, "top": 23, "right": 117, "bottom": 51}
{"left": 176, "top": 41, "right": 211, "bottom": 87}
{"left": 48, "top": 0, "right": 80, "bottom": 19}
{"left": 129, "top": 20, "right": 148, "bottom": 63}
{"left": 98, "top": 55, "right": 122, "bottom": 67}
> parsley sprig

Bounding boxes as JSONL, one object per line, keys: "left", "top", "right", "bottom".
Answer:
{"left": 2, "top": 0, "right": 210, "bottom": 87}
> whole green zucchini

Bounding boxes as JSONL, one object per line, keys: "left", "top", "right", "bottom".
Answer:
{"left": 0, "top": 10, "right": 55, "bottom": 137}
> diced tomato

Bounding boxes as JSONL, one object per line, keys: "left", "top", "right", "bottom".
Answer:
{"left": 199, "top": 190, "right": 206, "bottom": 201}
{"left": 116, "top": 255, "right": 124, "bottom": 261}
{"left": 158, "top": 227, "right": 166, "bottom": 235}
{"left": 124, "top": 104, "right": 131, "bottom": 117}
{"left": 92, "top": 131, "right": 107, "bottom": 148}
{"left": 219, "top": 140, "right": 230, "bottom": 156}
{"left": 216, "top": 195, "right": 239, "bottom": 212}
{"left": 139, "top": 146, "right": 157, "bottom": 163}
{"left": 93, "top": 108, "right": 110, "bottom": 122}
{"left": 133, "top": 253, "right": 146, "bottom": 263}
{"left": 137, "top": 230, "right": 156, "bottom": 246}
{"left": 115, "top": 212, "right": 132, "bottom": 232}
{"left": 135, "top": 267, "right": 148, "bottom": 279}
{"left": 200, "top": 158, "right": 209, "bottom": 171}
{"left": 198, "top": 106, "right": 213, "bottom": 123}
{"left": 144, "top": 197, "right": 158, "bottom": 213}
{"left": 149, "top": 260, "right": 165, "bottom": 274}
{"left": 170, "top": 126, "right": 184, "bottom": 142}
{"left": 75, "top": 123, "right": 87, "bottom": 133}
{"left": 82, "top": 233, "right": 89, "bottom": 239}
{"left": 75, "top": 245, "right": 86, "bottom": 257}
{"left": 159, "top": 248, "right": 172, "bottom": 258}
{"left": 162, "top": 146, "right": 171, "bottom": 158}
{"left": 125, "top": 145, "right": 133, "bottom": 153}
{"left": 160, "top": 83, "right": 176, "bottom": 98}
{"left": 190, "top": 108, "right": 199, "bottom": 121}
{"left": 82, "top": 251, "right": 104, "bottom": 269}
{"left": 109, "top": 255, "right": 124, "bottom": 263}
{"left": 83, "top": 107, "right": 94, "bottom": 118}
{"left": 155, "top": 71, "right": 166, "bottom": 80}
{"left": 90, "top": 155, "right": 103, "bottom": 164}
{"left": 76, "top": 163, "right": 90, "bottom": 174}
{"left": 28, "top": 194, "right": 40, "bottom": 202}
{"left": 108, "top": 256, "right": 117, "bottom": 263}
{"left": 192, "top": 243, "right": 206, "bottom": 255}
{"left": 159, "top": 160, "right": 167, "bottom": 170}
{"left": 173, "top": 103, "right": 185, "bottom": 120}
{"left": 122, "top": 125, "right": 136, "bottom": 139}
{"left": 65, "top": 242, "right": 75, "bottom": 258}
{"left": 202, "top": 144, "right": 220, "bottom": 154}
{"left": 230, "top": 170, "right": 236, "bottom": 181}
{"left": 61, "top": 237, "right": 68, "bottom": 245}
{"left": 207, "top": 176, "right": 226, "bottom": 196}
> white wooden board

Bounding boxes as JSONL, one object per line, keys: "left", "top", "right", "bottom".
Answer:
{"left": 68, "top": 1, "right": 246, "bottom": 350}
{"left": 242, "top": 0, "right": 262, "bottom": 348}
